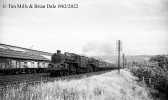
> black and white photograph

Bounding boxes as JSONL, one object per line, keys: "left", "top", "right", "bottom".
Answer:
{"left": 0, "top": 0, "right": 168, "bottom": 100}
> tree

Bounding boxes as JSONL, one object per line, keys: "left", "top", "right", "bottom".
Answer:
{"left": 149, "top": 55, "right": 168, "bottom": 70}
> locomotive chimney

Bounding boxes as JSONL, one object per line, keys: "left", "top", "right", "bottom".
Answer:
{"left": 57, "top": 50, "right": 61, "bottom": 54}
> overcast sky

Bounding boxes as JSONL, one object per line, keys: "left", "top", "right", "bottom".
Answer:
{"left": 0, "top": 0, "right": 168, "bottom": 56}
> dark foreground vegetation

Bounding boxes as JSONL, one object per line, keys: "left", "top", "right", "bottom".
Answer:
{"left": 130, "top": 55, "right": 168, "bottom": 99}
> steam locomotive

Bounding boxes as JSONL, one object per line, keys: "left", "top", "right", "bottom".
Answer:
{"left": 47, "top": 50, "right": 117, "bottom": 76}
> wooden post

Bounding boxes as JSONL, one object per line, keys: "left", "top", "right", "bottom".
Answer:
{"left": 118, "top": 48, "right": 120, "bottom": 73}
{"left": 117, "top": 40, "right": 122, "bottom": 73}
{"left": 149, "top": 78, "right": 151, "bottom": 84}
{"left": 123, "top": 54, "right": 125, "bottom": 68}
{"left": 142, "top": 77, "right": 144, "bottom": 82}
{"left": 125, "top": 58, "right": 127, "bottom": 68}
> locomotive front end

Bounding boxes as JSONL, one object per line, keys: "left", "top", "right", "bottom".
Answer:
{"left": 47, "top": 50, "right": 65, "bottom": 75}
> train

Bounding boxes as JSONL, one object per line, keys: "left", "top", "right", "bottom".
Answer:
{"left": 47, "top": 50, "right": 117, "bottom": 76}
{"left": 0, "top": 48, "right": 117, "bottom": 76}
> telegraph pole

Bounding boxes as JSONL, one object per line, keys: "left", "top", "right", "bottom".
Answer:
{"left": 117, "top": 40, "right": 122, "bottom": 73}
{"left": 125, "top": 58, "right": 127, "bottom": 68}
{"left": 123, "top": 54, "right": 125, "bottom": 68}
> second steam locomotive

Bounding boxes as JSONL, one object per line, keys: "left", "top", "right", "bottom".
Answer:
{"left": 47, "top": 50, "right": 117, "bottom": 76}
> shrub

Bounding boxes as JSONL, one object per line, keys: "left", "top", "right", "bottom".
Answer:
{"left": 130, "top": 55, "right": 168, "bottom": 99}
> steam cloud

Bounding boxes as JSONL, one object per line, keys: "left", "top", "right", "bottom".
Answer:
{"left": 82, "top": 41, "right": 114, "bottom": 56}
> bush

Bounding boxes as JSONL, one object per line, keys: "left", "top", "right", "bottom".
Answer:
{"left": 130, "top": 55, "right": 168, "bottom": 99}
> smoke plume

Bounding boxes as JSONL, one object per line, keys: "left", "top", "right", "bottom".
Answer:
{"left": 82, "top": 41, "right": 114, "bottom": 56}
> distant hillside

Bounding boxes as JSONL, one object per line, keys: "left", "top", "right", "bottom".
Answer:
{"left": 92, "top": 55, "right": 155, "bottom": 64}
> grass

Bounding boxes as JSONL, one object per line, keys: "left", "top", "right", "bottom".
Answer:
{"left": 1, "top": 69, "right": 152, "bottom": 100}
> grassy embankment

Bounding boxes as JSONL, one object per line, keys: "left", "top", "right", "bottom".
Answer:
{"left": 1, "top": 69, "right": 151, "bottom": 100}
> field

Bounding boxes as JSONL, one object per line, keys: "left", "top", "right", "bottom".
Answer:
{"left": 0, "top": 69, "right": 151, "bottom": 100}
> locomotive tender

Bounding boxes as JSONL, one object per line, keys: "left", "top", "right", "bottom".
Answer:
{"left": 47, "top": 50, "right": 116, "bottom": 76}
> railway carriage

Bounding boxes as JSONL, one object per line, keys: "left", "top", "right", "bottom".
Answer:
{"left": 0, "top": 48, "right": 49, "bottom": 75}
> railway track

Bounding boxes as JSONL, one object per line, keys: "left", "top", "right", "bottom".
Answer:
{"left": 0, "top": 70, "right": 114, "bottom": 90}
